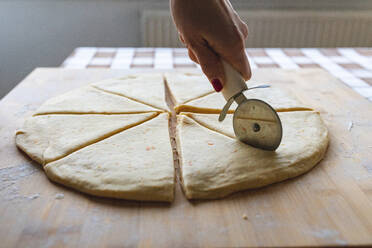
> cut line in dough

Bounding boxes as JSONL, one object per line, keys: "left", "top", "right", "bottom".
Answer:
{"left": 174, "top": 87, "right": 313, "bottom": 114}
{"left": 164, "top": 72, "right": 214, "bottom": 105}
{"left": 92, "top": 86, "right": 165, "bottom": 112}
{"left": 16, "top": 112, "right": 159, "bottom": 165}
{"left": 182, "top": 111, "right": 315, "bottom": 139}
{"left": 34, "top": 111, "right": 160, "bottom": 116}
{"left": 181, "top": 91, "right": 215, "bottom": 105}
{"left": 181, "top": 112, "right": 235, "bottom": 139}
{"left": 92, "top": 74, "right": 169, "bottom": 111}
{"left": 34, "top": 86, "right": 160, "bottom": 115}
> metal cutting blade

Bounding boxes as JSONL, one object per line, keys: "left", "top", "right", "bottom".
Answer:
{"left": 219, "top": 60, "right": 283, "bottom": 151}
{"left": 233, "top": 96, "right": 282, "bottom": 151}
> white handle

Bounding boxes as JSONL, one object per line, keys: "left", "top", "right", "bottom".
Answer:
{"left": 221, "top": 60, "right": 247, "bottom": 101}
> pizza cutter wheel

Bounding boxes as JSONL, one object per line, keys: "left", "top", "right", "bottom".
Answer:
{"left": 218, "top": 60, "right": 283, "bottom": 151}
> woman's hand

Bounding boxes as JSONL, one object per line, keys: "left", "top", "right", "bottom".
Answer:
{"left": 170, "top": 0, "right": 251, "bottom": 92}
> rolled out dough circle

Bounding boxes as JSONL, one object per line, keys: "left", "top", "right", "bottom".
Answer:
{"left": 15, "top": 73, "right": 329, "bottom": 201}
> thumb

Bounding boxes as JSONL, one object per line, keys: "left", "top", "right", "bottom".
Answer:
{"left": 190, "top": 43, "right": 225, "bottom": 92}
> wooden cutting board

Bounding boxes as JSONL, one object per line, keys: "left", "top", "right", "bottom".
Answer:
{"left": 1, "top": 68, "right": 371, "bottom": 247}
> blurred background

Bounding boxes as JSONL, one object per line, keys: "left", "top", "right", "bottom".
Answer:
{"left": 1, "top": 0, "right": 372, "bottom": 98}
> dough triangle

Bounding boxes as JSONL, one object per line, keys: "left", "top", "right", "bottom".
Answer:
{"left": 16, "top": 112, "right": 158, "bottom": 164}
{"left": 92, "top": 74, "right": 169, "bottom": 111}
{"left": 44, "top": 113, "right": 174, "bottom": 202}
{"left": 164, "top": 72, "right": 214, "bottom": 105}
{"left": 35, "top": 86, "right": 158, "bottom": 115}
{"left": 183, "top": 113, "right": 235, "bottom": 138}
{"left": 175, "top": 87, "right": 312, "bottom": 114}
{"left": 176, "top": 112, "right": 328, "bottom": 199}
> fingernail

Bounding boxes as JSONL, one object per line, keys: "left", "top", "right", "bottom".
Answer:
{"left": 211, "top": 78, "right": 223, "bottom": 92}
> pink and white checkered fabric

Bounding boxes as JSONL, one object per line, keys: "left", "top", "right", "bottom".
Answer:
{"left": 62, "top": 47, "right": 372, "bottom": 101}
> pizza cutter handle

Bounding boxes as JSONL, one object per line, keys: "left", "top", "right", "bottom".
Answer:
{"left": 221, "top": 60, "right": 248, "bottom": 101}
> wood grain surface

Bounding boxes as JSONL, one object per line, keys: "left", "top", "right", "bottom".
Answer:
{"left": 0, "top": 68, "right": 371, "bottom": 247}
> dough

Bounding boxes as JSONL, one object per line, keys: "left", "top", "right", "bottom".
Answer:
{"left": 176, "top": 112, "right": 328, "bottom": 199}
{"left": 175, "top": 87, "right": 312, "bottom": 113}
{"left": 35, "top": 86, "right": 159, "bottom": 115}
{"left": 16, "top": 71, "right": 329, "bottom": 202}
{"left": 92, "top": 74, "right": 169, "bottom": 111}
{"left": 45, "top": 113, "right": 174, "bottom": 202}
{"left": 16, "top": 113, "right": 158, "bottom": 164}
{"left": 16, "top": 78, "right": 173, "bottom": 202}
{"left": 182, "top": 112, "right": 235, "bottom": 138}
{"left": 164, "top": 72, "right": 214, "bottom": 105}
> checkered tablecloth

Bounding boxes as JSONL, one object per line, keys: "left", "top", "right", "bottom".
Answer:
{"left": 62, "top": 47, "right": 372, "bottom": 101}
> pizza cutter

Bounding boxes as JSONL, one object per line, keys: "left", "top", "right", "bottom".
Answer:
{"left": 218, "top": 60, "right": 283, "bottom": 151}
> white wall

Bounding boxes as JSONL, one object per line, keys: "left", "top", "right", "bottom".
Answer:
{"left": 1, "top": 0, "right": 371, "bottom": 98}
{"left": 0, "top": 0, "right": 168, "bottom": 98}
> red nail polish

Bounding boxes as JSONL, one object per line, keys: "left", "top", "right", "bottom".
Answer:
{"left": 211, "top": 78, "right": 223, "bottom": 92}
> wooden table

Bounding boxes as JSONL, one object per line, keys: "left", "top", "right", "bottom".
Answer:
{"left": 1, "top": 68, "right": 372, "bottom": 247}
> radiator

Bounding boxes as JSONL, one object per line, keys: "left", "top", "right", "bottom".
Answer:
{"left": 141, "top": 10, "right": 372, "bottom": 47}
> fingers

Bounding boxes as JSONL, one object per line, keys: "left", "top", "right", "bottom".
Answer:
{"left": 190, "top": 42, "right": 225, "bottom": 92}
{"left": 219, "top": 38, "right": 252, "bottom": 81}
{"left": 239, "top": 22, "right": 249, "bottom": 39}
{"left": 222, "top": 8, "right": 250, "bottom": 79}
{"left": 226, "top": 49, "right": 251, "bottom": 81}
{"left": 235, "top": 14, "right": 249, "bottom": 39}
{"left": 179, "top": 33, "right": 198, "bottom": 64}
{"left": 178, "top": 33, "right": 185, "bottom": 44}
{"left": 188, "top": 49, "right": 198, "bottom": 64}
